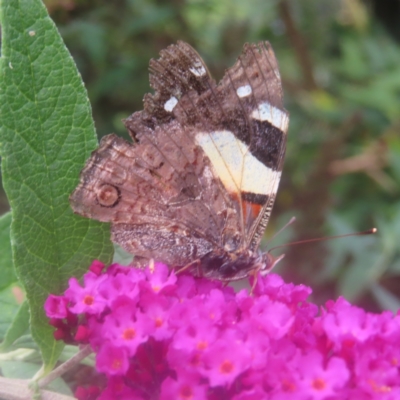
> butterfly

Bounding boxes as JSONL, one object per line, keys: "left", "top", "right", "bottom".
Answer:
{"left": 70, "top": 41, "right": 289, "bottom": 281}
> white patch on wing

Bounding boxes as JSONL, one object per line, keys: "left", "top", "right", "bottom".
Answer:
{"left": 196, "top": 130, "right": 278, "bottom": 196}
{"left": 236, "top": 85, "right": 252, "bottom": 98}
{"left": 271, "top": 170, "right": 282, "bottom": 194}
{"left": 189, "top": 62, "right": 206, "bottom": 77}
{"left": 251, "top": 102, "right": 289, "bottom": 132}
{"left": 164, "top": 96, "right": 178, "bottom": 112}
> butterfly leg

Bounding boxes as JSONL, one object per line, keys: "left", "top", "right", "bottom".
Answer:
{"left": 175, "top": 259, "right": 201, "bottom": 276}
{"left": 249, "top": 269, "right": 260, "bottom": 295}
{"left": 250, "top": 253, "right": 286, "bottom": 294}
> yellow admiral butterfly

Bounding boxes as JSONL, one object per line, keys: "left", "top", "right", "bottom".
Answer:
{"left": 70, "top": 41, "right": 289, "bottom": 281}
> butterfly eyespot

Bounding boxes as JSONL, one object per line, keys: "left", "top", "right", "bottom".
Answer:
{"left": 96, "top": 184, "right": 121, "bottom": 208}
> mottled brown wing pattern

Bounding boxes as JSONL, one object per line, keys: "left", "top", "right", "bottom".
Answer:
{"left": 70, "top": 41, "right": 288, "bottom": 273}
{"left": 70, "top": 127, "right": 238, "bottom": 266}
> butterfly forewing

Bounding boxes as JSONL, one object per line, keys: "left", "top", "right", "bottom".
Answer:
{"left": 200, "top": 42, "right": 289, "bottom": 251}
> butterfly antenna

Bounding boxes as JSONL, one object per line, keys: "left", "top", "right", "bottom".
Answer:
{"left": 269, "top": 227, "right": 377, "bottom": 252}
{"left": 266, "top": 216, "right": 297, "bottom": 245}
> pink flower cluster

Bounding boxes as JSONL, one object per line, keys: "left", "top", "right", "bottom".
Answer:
{"left": 45, "top": 261, "right": 400, "bottom": 400}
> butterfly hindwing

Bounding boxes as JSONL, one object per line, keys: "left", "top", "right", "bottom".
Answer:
{"left": 70, "top": 126, "right": 239, "bottom": 266}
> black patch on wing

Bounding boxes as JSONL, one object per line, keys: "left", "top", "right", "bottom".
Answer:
{"left": 249, "top": 120, "right": 285, "bottom": 170}
{"left": 214, "top": 114, "right": 285, "bottom": 170}
{"left": 241, "top": 192, "right": 269, "bottom": 205}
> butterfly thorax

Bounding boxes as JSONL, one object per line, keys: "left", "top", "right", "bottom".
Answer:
{"left": 199, "top": 248, "right": 264, "bottom": 281}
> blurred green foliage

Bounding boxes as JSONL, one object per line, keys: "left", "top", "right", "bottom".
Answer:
{"left": 1, "top": 0, "right": 399, "bottom": 310}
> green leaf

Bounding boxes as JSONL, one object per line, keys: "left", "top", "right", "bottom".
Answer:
{"left": 0, "top": 212, "right": 17, "bottom": 289}
{"left": 0, "top": 286, "right": 24, "bottom": 341}
{"left": 10, "top": 334, "right": 38, "bottom": 351}
{"left": 0, "top": 301, "right": 30, "bottom": 351}
{"left": 0, "top": 0, "right": 113, "bottom": 371}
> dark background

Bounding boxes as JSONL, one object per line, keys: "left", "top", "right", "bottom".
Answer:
{"left": 1, "top": 0, "right": 399, "bottom": 311}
